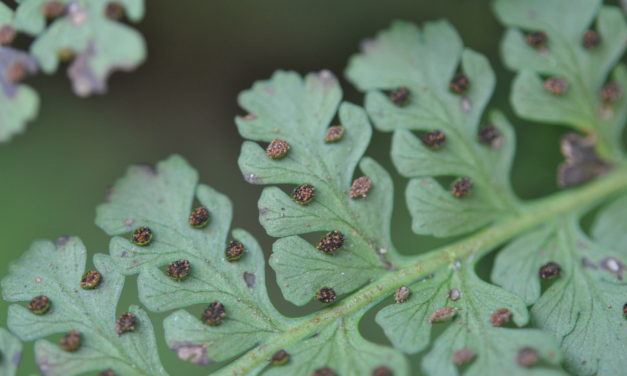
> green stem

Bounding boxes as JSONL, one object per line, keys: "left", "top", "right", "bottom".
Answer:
{"left": 215, "top": 166, "right": 627, "bottom": 376}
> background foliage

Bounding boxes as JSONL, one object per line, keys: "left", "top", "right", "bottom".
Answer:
{"left": 0, "top": 0, "right": 625, "bottom": 374}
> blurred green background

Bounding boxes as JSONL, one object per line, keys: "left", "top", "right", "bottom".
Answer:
{"left": 3, "top": 0, "right": 617, "bottom": 374}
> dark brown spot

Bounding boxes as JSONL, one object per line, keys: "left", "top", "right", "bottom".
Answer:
{"left": 189, "top": 206, "right": 210, "bottom": 228}
{"left": 490, "top": 308, "right": 512, "bottom": 327}
{"left": 316, "top": 231, "right": 344, "bottom": 253}
{"left": 451, "top": 177, "right": 473, "bottom": 198}
{"left": 544, "top": 77, "right": 569, "bottom": 95}
{"left": 623, "top": 303, "right": 627, "bottom": 319}
{"left": 43, "top": 1, "right": 66, "bottom": 18}
{"left": 539, "top": 261, "right": 561, "bottom": 279}
{"left": 429, "top": 306, "right": 457, "bottom": 324}
{"left": 312, "top": 367, "right": 337, "bottom": 376}
{"left": 316, "top": 287, "right": 336, "bottom": 303}
{"left": 99, "top": 370, "right": 116, "bottom": 376}
{"left": 28, "top": 295, "right": 50, "bottom": 315}
{"left": 105, "top": 2, "right": 124, "bottom": 19}
{"left": 0, "top": 25, "right": 16, "bottom": 46}
{"left": 394, "top": 286, "right": 410, "bottom": 304}
{"left": 266, "top": 138, "right": 290, "bottom": 159}
{"left": 349, "top": 176, "right": 372, "bottom": 199}
{"left": 526, "top": 31, "right": 547, "bottom": 49}
{"left": 517, "top": 347, "right": 539, "bottom": 368}
{"left": 271, "top": 349, "right": 289, "bottom": 366}
{"left": 116, "top": 312, "right": 137, "bottom": 336}
{"left": 372, "top": 365, "right": 394, "bottom": 376}
{"left": 600, "top": 82, "right": 623, "bottom": 103}
{"left": 421, "top": 130, "right": 446, "bottom": 149}
{"left": 80, "top": 270, "right": 102, "bottom": 289}
{"left": 132, "top": 226, "right": 152, "bottom": 246}
{"left": 324, "top": 126, "right": 345, "bottom": 143}
{"left": 59, "top": 330, "right": 81, "bottom": 352}
{"left": 167, "top": 260, "right": 191, "bottom": 281}
{"left": 226, "top": 240, "right": 245, "bottom": 261}
{"left": 558, "top": 133, "right": 611, "bottom": 187}
{"left": 582, "top": 30, "right": 601, "bottom": 49}
{"left": 449, "top": 74, "right": 470, "bottom": 94}
{"left": 389, "top": 87, "right": 410, "bottom": 106}
{"left": 478, "top": 124, "right": 503, "bottom": 148}
{"left": 201, "top": 302, "right": 226, "bottom": 326}
{"left": 448, "top": 288, "right": 461, "bottom": 301}
{"left": 452, "top": 348, "right": 476, "bottom": 365}
{"left": 292, "top": 184, "right": 316, "bottom": 205}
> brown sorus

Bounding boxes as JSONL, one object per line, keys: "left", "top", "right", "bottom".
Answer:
{"left": 43, "top": 1, "right": 66, "bottom": 18}
{"left": 478, "top": 124, "right": 503, "bottom": 148}
{"left": 271, "top": 349, "right": 289, "bottom": 366}
{"left": 167, "top": 260, "right": 191, "bottom": 281}
{"left": 266, "top": 138, "right": 290, "bottom": 159}
{"left": 115, "top": 312, "right": 137, "bottom": 335}
{"left": 452, "top": 348, "right": 476, "bottom": 365}
{"left": 99, "top": 370, "right": 116, "bottom": 376}
{"left": 311, "top": 367, "right": 337, "bottom": 376}
{"left": 349, "top": 176, "right": 372, "bottom": 199}
{"left": 539, "top": 262, "right": 561, "bottom": 279}
{"left": 422, "top": 130, "right": 446, "bottom": 149}
{"left": 292, "top": 184, "right": 316, "bottom": 205}
{"left": 0, "top": 25, "right": 16, "bottom": 45}
{"left": 544, "top": 77, "right": 569, "bottom": 95}
{"left": 394, "top": 286, "right": 411, "bottom": 304}
{"left": 324, "top": 126, "right": 345, "bottom": 143}
{"left": 316, "top": 287, "right": 337, "bottom": 304}
{"left": 449, "top": 74, "right": 470, "bottom": 94}
{"left": 516, "top": 347, "right": 539, "bottom": 368}
{"left": 105, "top": 2, "right": 124, "bottom": 19}
{"left": 526, "top": 31, "right": 547, "bottom": 49}
{"left": 28, "top": 295, "right": 51, "bottom": 315}
{"left": 202, "top": 302, "right": 226, "bottom": 326}
{"left": 317, "top": 231, "right": 344, "bottom": 253}
{"left": 490, "top": 308, "right": 512, "bottom": 327}
{"left": 451, "top": 177, "right": 473, "bottom": 198}
{"left": 132, "top": 226, "right": 152, "bottom": 246}
{"left": 389, "top": 87, "right": 410, "bottom": 106}
{"left": 623, "top": 303, "right": 627, "bottom": 319}
{"left": 6, "top": 62, "right": 27, "bottom": 84}
{"left": 600, "top": 82, "right": 623, "bottom": 103}
{"left": 372, "top": 365, "right": 394, "bottom": 376}
{"left": 189, "top": 206, "right": 210, "bottom": 228}
{"left": 59, "top": 330, "right": 81, "bottom": 352}
{"left": 582, "top": 30, "right": 601, "bottom": 49}
{"left": 80, "top": 269, "right": 102, "bottom": 289}
{"left": 429, "top": 306, "right": 457, "bottom": 324}
{"left": 225, "top": 240, "right": 245, "bottom": 261}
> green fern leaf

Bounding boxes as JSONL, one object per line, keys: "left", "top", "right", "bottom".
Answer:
{"left": 492, "top": 213, "right": 627, "bottom": 375}
{"left": 95, "top": 155, "right": 408, "bottom": 375}
{"left": 346, "top": 20, "right": 520, "bottom": 237}
{"left": 0, "top": 3, "right": 39, "bottom": 142}
{"left": 236, "top": 71, "right": 402, "bottom": 304}
{"left": 14, "top": 0, "right": 146, "bottom": 97}
{"left": 0, "top": 328, "right": 22, "bottom": 376}
{"left": 378, "top": 258, "right": 565, "bottom": 376}
{"left": 494, "top": 0, "right": 627, "bottom": 161}
{"left": 0, "top": 237, "right": 168, "bottom": 376}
